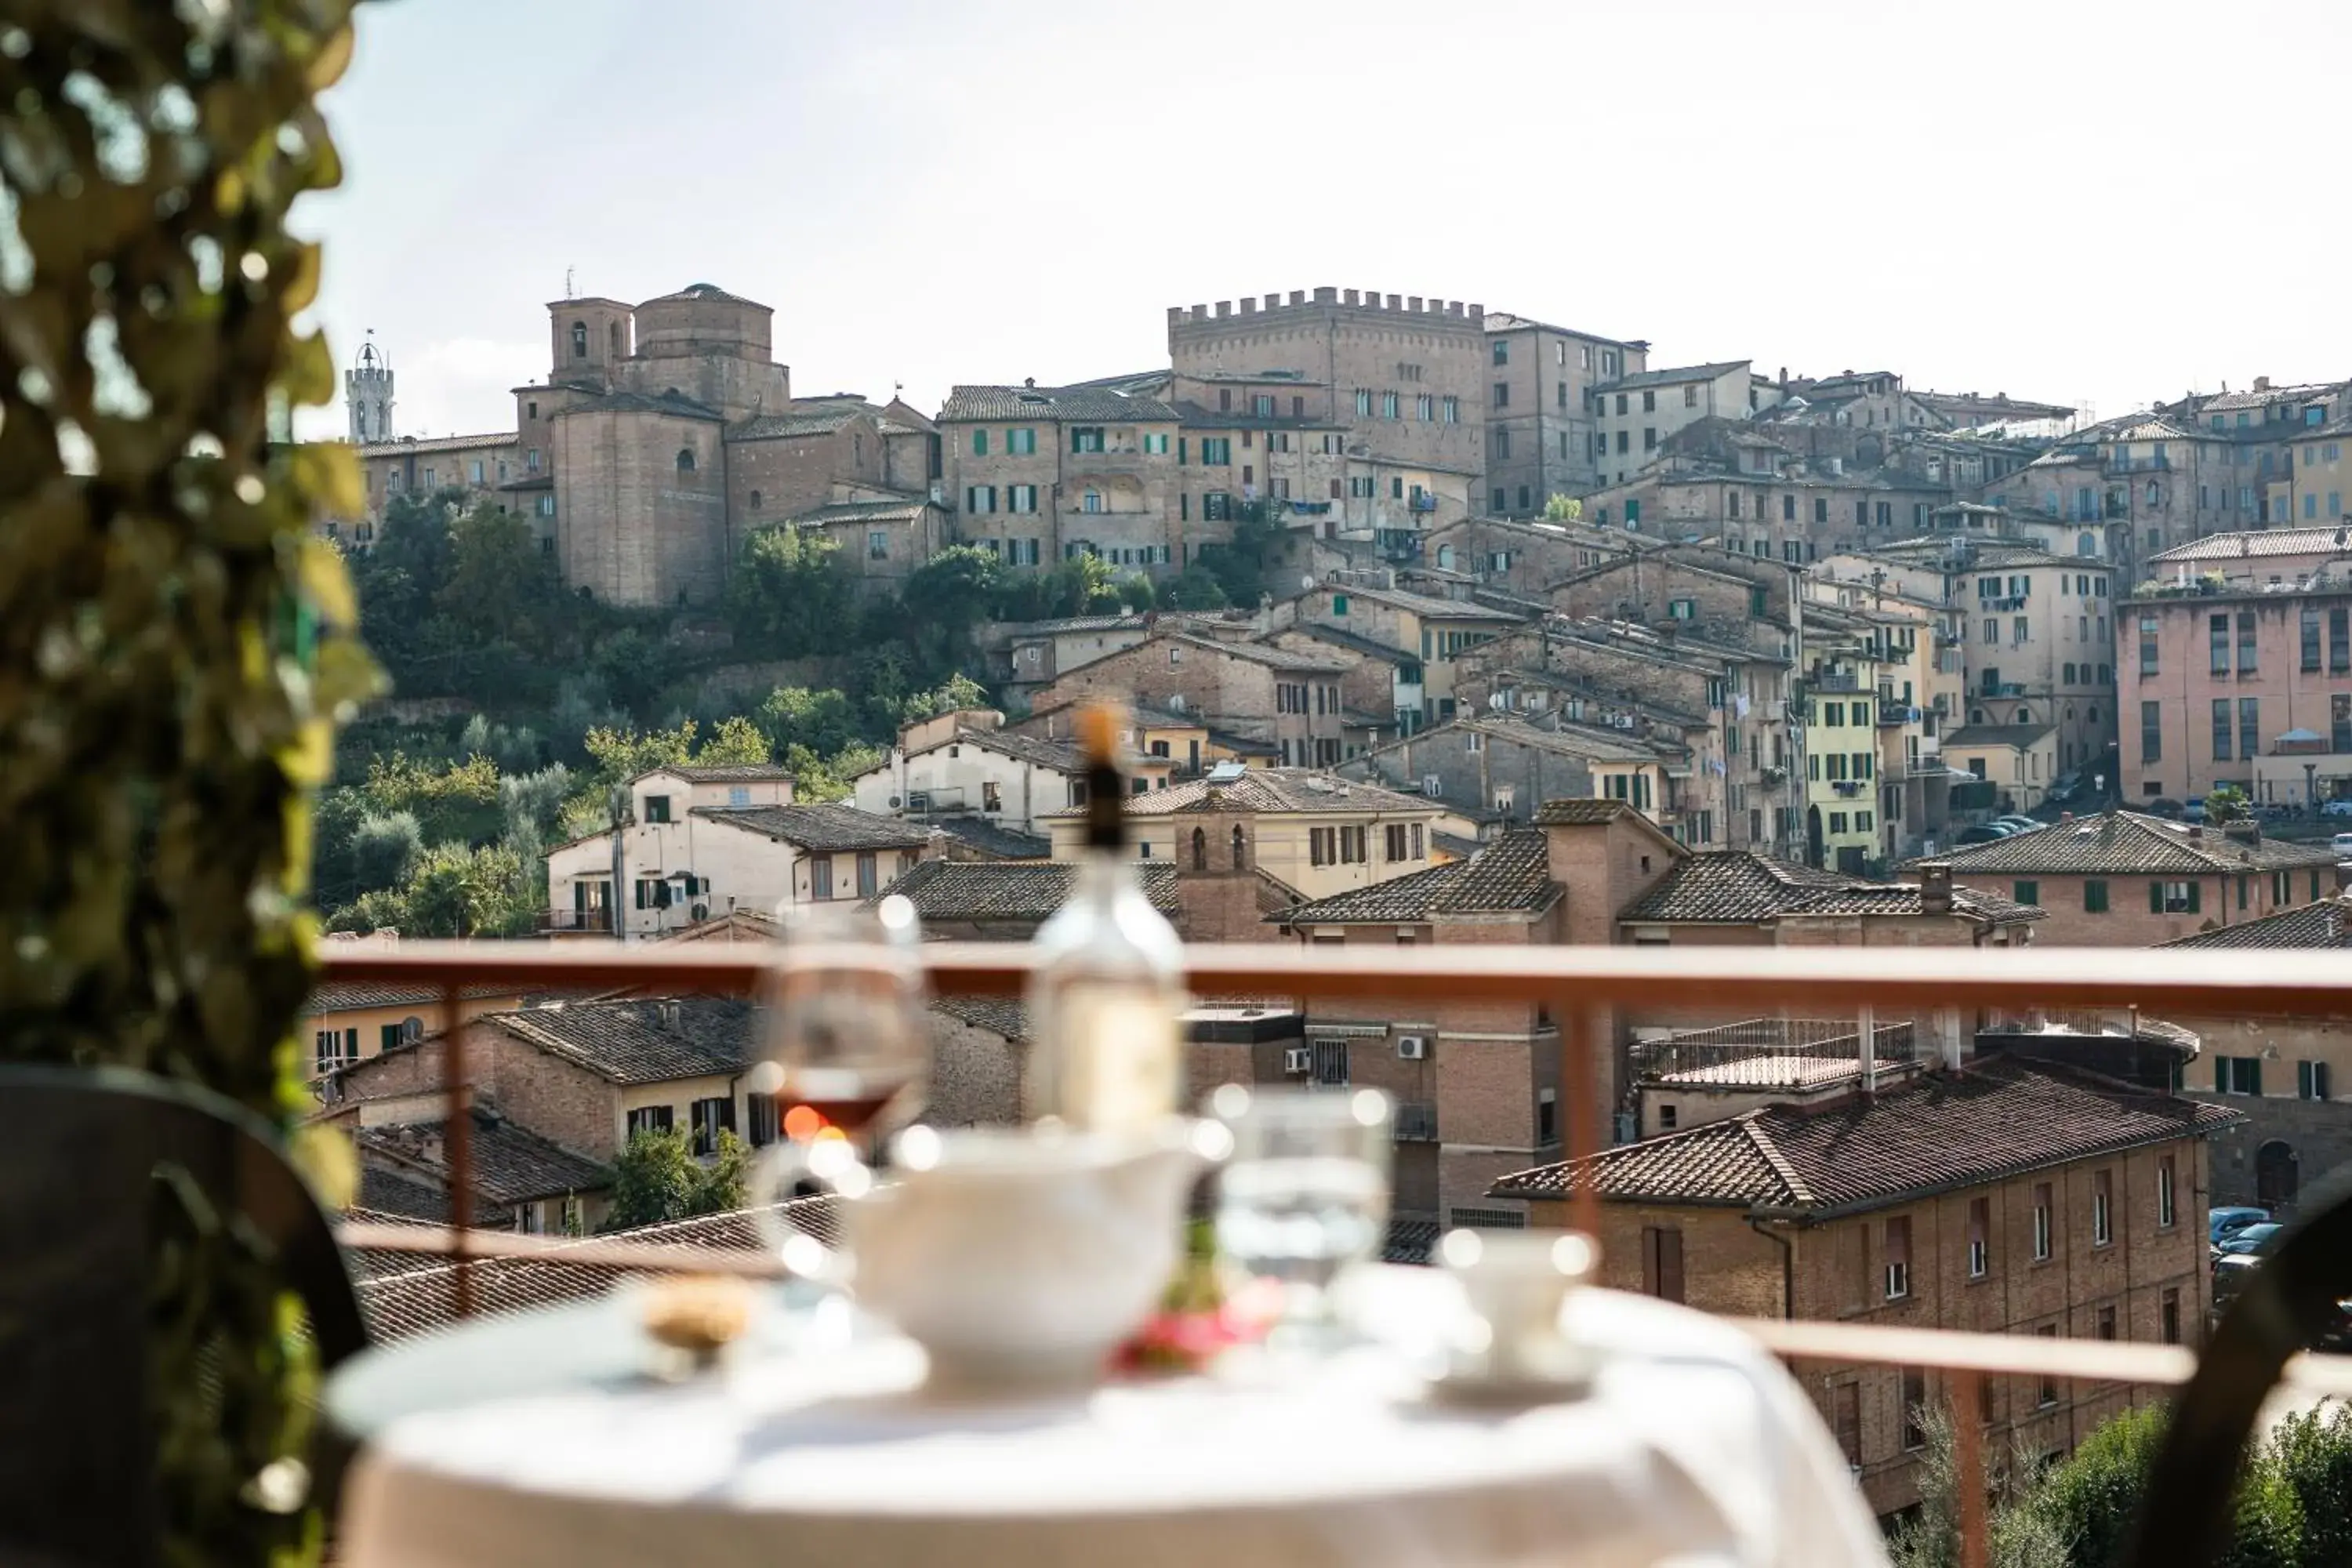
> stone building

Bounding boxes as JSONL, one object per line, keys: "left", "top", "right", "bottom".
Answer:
{"left": 1588, "top": 361, "right": 1780, "bottom": 489}
{"left": 1338, "top": 715, "right": 1675, "bottom": 839}
{"left": 2125, "top": 572, "right": 2352, "bottom": 807}
{"left": 1273, "top": 575, "right": 1526, "bottom": 727}
{"left": 1166, "top": 288, "right": 1490, "bottom": 545}
{"left": 1420, "top": 514, "right": 1645, "bottom": 597}
{"left": 1492, "top": 1056, "right": 2238, "bottom": 1520}
{"left": 1025, "top": 629, "right": 1350, "bottom": 768}
{"left": 1913, "top": 810, "right": 2340, "bottom": 946}
{"left": 1479, "top": 311, "right": 1647, "bottom": 510}
{"left": 935, "top": 382, "right": 1185, "bottom": 572}
{"left": 2161, "top": 889, "right": 2352, "bottom": 1209}
{"left": 2145, "top": 525, "right": 2352, "bottom": 590}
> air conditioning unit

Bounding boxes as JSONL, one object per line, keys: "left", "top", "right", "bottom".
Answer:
{"left": 1283, "top": 1046, "right": 1313, "bottom": 1074}
{"left": 1397, "top": 1035, "right": 1429, "bottom": 1060}
{"left": 887, "top": 795, "right": 903, "bottom": 809}
{"left": 690, "top": 902, "right": 710, "bottom": 922}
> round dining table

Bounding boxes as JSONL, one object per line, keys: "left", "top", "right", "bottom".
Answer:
{"left": 329, "top": 1267, "right": 1889, "bottom": 1568}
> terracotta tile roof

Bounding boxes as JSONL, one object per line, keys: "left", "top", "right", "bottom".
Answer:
{"left": 931, "top": 995, "right": 1029, "bottom": 1040}
{"left": 942, "top": 727, "right": 1083, "bottom": 774}
{"left": 307, "top": 981, "right": 517, "bottom": 1014}
{"left": 2147, "top": 527, "right": 2352, "bottom": 564}
{"left": 788, "top": 498, "right": 933, "bottom": 525}
{"left": 350, "top": 1199, "right": 839, "bottom": 1343}
{"left": 1272, "top": 829, "right": 1557, "bottom": 924}
{"left": 355, "top": 1169, "right": 453, "bottom": 1228}
{"left": 354, "top": 1111, "right": 612, "bottom": 1209}
{"left": 729, "top": 409, "right": 872, "bottom": 440}
{"left": 694, "top": 804, "right": 934, "bottom": 852}
{"left": 926, "top": 817, "right": 1051, "bottom": 861}
{"left": 1490, "top": 1057, "right": 2242, "bottom": 1214}
{"left": 1592, "top": 360, "right": 1751, "bottom": 393}
{"left": 878, "top": 858, "right": 1181, "bottom": 923}
{"left": 2159, "top": 897, "right": 2352, "bottom": 949}
{"left": 1065, "top": 768, "right": 1436, "bottom": 820}
{"left": 651, "top": 763, "right": 794, "bottom": 784}
{"left": 355, "top": 431, "right": 517, "bottom": 456}
{"left": 1530, "top": 798, "right": 1649, "bottom": 827}
{"left": 1169, "top": 633, "right": 1348, "bottom": 673}
{"left": 486, "top": 996, "right": 753, "bottom": 1085}
{"left": 1625, "top": 851, "right": 2042, "bottom": 926}
{"left": 1621, "top": 851, "right": 1864, "bottom": 921}
{"left": 643, "top": 281, "right": 766, "bottom": 307}
{"left": 938, "top": 384, "right": 1181, "bottom": 423}
{"left": 1328, "top": 583, "right": 1523, "bottom": 622}
{"left": 1911, "top": 811, "right": 2339, "bottom": 876}
{"left": 557, "top": 388, "right": 724, "bottom": 421}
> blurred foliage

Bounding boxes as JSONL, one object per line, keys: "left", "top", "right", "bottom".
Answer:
{"left": 0, "top": 0, "right": 371, "bottom": 1559}
{"left": 599, "top": 1127, "right": 747, "bottom": 1232}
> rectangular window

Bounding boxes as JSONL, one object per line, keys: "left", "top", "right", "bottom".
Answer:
{"left": 1884, "top": 1215, "right": 1911, "bottom": 1300}
{"left": 2216, "top": 1054, "right": 2261, "bottom": 1094}
{"left": 2141, "top": 701, "right": 2161, "bottom": 764}
{"left": 1070, "top": 426, "right": 1105, "bottom": 454}
{"left": 626, "top": 1105, "right": 674, "bottom": 1140}
{"left": 2013, "top": 879, "right": 2038, "bottom": 906}
{"left": 2038, "top": 1324, "right": 2061, "bottom": 1406}
{"left": 2334, "top": 607, "right": 2352, "bottom": 673}
{"left": 2211, "top": 612, "right": 2231, "bottom": 675}
{"left": 1142, "top": 431, "right": 1167, "bottom": 455}
{"left": 1640, "top": 1225, "right": 1685, "bottom": 1303}
{"left": 867, "top": 529, "right": 889, "bottom": 561}
{"left": 2158, "top": 1156, "right": 2176, "bottom": 1228}
{"left": 2241, "top": 696, "right": 2260, "bottom": 760}
{"left": 1008, "top": 426, "right": 1036, "bottom": 456}
{"left": 2304, "top": 606, "right": 2323, "bottom": 672}
{"left": 1381, "top": 392, "right": 1400, "bottom": 419}
{"left": 1833, "top": 1383, "right": 1861, "bottom": 1463}
{"left": 2085, "top": 879, "right": 2109, "bottom": 913}
{"left": 2213, "top": 698, "right": 2233, "bottom": 761}
{"left": 2238, "top": 609, "right": 2258, "bottom": 672}
{"left": 1493, "top": 381, "right": 1510, "bottom": 408}
{"left": 688, "top": 1094, "right": 736, "bottom": 1156}
{"left": 2299, "top": 1060, "right": 2333, "bottom": 1100}
{"left": 971, "top": 430, "right": 988, "bottom": 456}
{"left": 1200, "top": 437, "right": 1231, "bottom": 465}
{"left": 2031, "top": 1183, "right": 2053, "bottom": 1261}
{"left": 1967, "top": 1196, "right": 1991, "bottom": 1279}
{"left": 2161, "top": 1288, "right": 2181, "bottom": 1346}
{"left": 2092, "top": 1170, "right": 2113, "bottom": 1246}
{"left": 1902, "top": 1368, "right": 1928, "bottom": 1451}
{"left": 1441, "top": 395, "right": 1458, "bottom": 423}
{"left": 642, "top": 794, "right": 672, "bottom": 824}
{"left": 808, "top": 855, "right": 833, "bottom": 901}
{"left": 2097, "top": 1305, "right": 2118, "bottom": 1342}
{"left": 2152, "top": 879, "right": 2199, "bottom": 914}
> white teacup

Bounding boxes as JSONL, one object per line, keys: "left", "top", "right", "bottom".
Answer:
{"left": 753, "top": 1120, "right": 1216, "bottom": 1392}
{"left": 1436, "top": 1228, "right": 1599, "bottom": 1396}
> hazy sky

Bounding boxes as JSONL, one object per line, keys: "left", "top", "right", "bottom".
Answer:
{"left": 296, "top": 0, "right": 2348, "bottom": 441}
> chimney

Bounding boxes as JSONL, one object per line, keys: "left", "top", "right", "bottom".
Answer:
{"left": 1918, "top": 860, "right": 1954, "bottom": 916}
{"left": 1023, "top": 376, "right": 1036, "bottom": 389}
{"left": 2187, "top": 824, "right": 2203, "bottom": 841}
{"left": 657, "top": 999, "right": 681, "bottom": 1031}
{"left": 2256, "top": 376, "right": 2272, "bottom": 393}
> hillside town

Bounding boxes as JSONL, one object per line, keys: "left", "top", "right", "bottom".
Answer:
{"left": 311, "top": 278, "right": 2352, "bottom": 1528}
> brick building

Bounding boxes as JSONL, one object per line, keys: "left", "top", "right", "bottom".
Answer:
{"left": 2125, "top": 571, "right": 2352, "bottom": 808}
{"left": 1588, "top": 361, "right": 1780, "bottom": 489}
{"left": 1421, "top": 514, "right": 1645, "bottom": 598}
{"left": 1491, "top": 1056, "right": 2239, "bottom": 1520}
{"left": 1915, "top": 810, "right": 2340, "bottom": 946}
{"left": 2161, "top": 891, "right": 2352, "bottom": 1210}
{"left": 1479, "top": 311, "right": 1647, "bottom": 510}
{"left": 347, "top": 1109, "right": 612, "bottom": 1236}
{"left": 1338, "top": 715, "right": 1673, "bottom": 835}
{"left": 1275, "top": 576, "right": 1526, "bottom": 726}
{"left": 936, "top": 383, "right": 1184, "bottom": 572}
{"left": 1025, "top": 630, "right": 1350, "bottom": 767}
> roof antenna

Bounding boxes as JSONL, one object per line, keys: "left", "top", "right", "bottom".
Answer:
{"left": 564, "top": 264, "right": 576, "bottom": 299}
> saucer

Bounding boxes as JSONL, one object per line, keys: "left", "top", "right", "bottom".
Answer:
{"left": 1427, "top": 1341, "right": 1598, "bottom": 1409}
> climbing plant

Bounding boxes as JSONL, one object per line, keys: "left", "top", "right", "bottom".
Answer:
{"left": 0, "top": 2, "right": 371, "bottom": 1562}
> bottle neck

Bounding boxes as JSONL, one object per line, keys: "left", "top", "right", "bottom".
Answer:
{"left": 1073, "top": 847, "right": 1137, "bottom": 902}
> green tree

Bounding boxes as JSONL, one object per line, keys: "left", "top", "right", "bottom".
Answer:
{"left": 2206, "top": 784, "right": 2252, "bottom": 825}
{"left": 727, "top": 525, "right": 851, "bottom": 658}
{"left": 2023, "top": 1402, "right": 2303, "bottom": 1568}
{"left": 598, "top": 1127, "right": 748, "bottom": 1230}
{"left": 1160, "top": 568, "right": 1230, "bottom": 610}
{"left": 2273, "top": 1403, "right": 2352, "bottom": 1567}
{"left": 1541, "top": 493, "right": 1584, "bottom": 523}
{"left": 898, "top": 544, "right": 1004, "bottom": 673}
{"left": 898, "top": 672, "right": 991, "bottom": 726}
{"left": 757, "top": 685, "right": 862, "bottom": 757}
{"left": 695, "top": 715, "right": 772, "bottom": 768}
{"left": 349, "top": 810, "right": 423, "bottom": 894}
{"left": 437, "top": 500, "right": 572, "bottom": 661}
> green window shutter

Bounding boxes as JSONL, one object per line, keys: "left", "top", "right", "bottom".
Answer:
{"left": 2249, "top": 1059, "right": 2262, "bottom": 1096}
{"left": 2187, "top": 881, "right": 2202, "bottom": 913}
{"left": 2150, "top": 880, "right": 2164, "bottom": 913}
{"left": 2216, "top": 1055, "right": 2227, "bottom": 1091}
{"left": 2300, "top": 1061, "right": 2315, "bottom": 1098}
{"left": 380, "top": 1023, "right": 399, "bottom": 1053}
{"left": 972, "top": 430, "right": 987, "bottom": 456}
{"left": 2014, "top": 880, "right": 2038, "bottom": 906}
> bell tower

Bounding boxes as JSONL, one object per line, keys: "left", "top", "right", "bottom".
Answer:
{"left": 345, "top": 331, "right": 394, "bottom": 445}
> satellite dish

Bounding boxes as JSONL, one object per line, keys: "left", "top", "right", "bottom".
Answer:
{"left": 1301, "top": 575, "right": 1316, "bottom": 592}
{"left": 1487, "top": 692, "right": 1506, "bottom": 710}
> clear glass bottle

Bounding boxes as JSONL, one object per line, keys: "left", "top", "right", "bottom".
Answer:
{"left": 1026, "top": 704, "right": 1187, "bottom": 1135}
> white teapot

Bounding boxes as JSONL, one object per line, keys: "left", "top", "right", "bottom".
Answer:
{"left": 754, "top": 1120, "right": 1217, "bottom": 1392}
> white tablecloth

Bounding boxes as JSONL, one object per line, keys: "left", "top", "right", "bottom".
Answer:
{"left": 339, "top": 1273, "right": 1888, "bottom": 1568}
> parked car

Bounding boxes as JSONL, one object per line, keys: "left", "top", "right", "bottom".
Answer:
{"left": 2328, "top": 798, "right": 2352, "bottom": 818}
{"left": 2331, "top": 832, "right": 2352, "bottom": 858}
{"left": 1993, "top": 815, "right": 2042, "bottom": 833}
{"left": 2182, "top": 797, "right": 2208, "bottom": 824}
{"left": 1955, "top": 822, "right": 2017, "bottom": 844}
{"left": 2216, "top": 1221, "right": 2284, "bottom": 1257}
{"left": 2209, "top": 1205, "right": 2270, "bottom": 1245}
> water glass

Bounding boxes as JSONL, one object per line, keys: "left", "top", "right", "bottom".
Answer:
{"left": 1210, "top": 1083, "right": 1394, "bottom": 1351}
{"left": 751, "top": 895, "right": 931, "bottom": 1152}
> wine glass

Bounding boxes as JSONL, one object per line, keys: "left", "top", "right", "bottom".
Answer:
{"left": 1210, "top": 1083, "right": 1394, "bottom": 1358}
{"left": 747, "top": 895, "right": 931, "bottom": 1294}
{"left": 751, "top": 895, "right": 931, "bottom": 1150}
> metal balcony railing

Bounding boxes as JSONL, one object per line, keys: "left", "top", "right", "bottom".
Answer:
{"left": 320, "top": 940, "right": 2352, "bottom": 1568}
{"left": 1393, "top": 1101, "right": 1438, "bottom": 1141}
{"left": 535, "top": 907, "right": 612, "bottom": 934}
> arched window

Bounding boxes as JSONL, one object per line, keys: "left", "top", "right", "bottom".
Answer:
{"left": 571, "top": 321, "right": 587, "bottom": 361}
{"left": 1436, "top": 544, "right": 1456, "bottom": 569}
{"left": 749, "top": 489, "right": 762, "bottom": 511}
{"left": 1191, "top": 827, "right": 1207, "bottom": 871}
{"left": 677, "top": 448, "right": 696, "bottom": 473}
{"left": 608, "top": 320, "right": 622, "bottom": 359}
{"left": 1232, "top": 826, "right": 1247, "bottom": 869}
{"left": 2147, "top": 481, "right": 2160, "bottom": 505}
